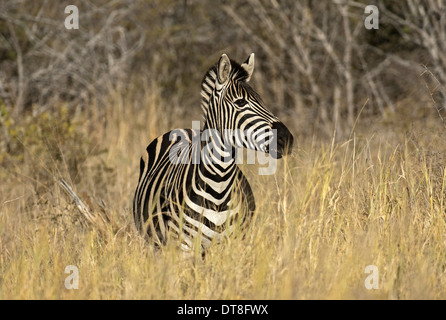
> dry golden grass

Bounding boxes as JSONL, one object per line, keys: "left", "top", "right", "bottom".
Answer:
{"left": 1, "top": 83, "right": 446, "bottom": 300}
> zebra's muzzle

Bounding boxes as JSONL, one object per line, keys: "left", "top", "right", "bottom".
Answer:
{"left": 267, "top": 121, "right": 294, "bottom": 159}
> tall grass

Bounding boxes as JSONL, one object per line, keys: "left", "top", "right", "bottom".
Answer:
{"left": 1, "top": 82, "right": 446, "bottom": 299}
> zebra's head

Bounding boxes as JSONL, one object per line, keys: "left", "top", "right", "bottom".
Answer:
{"left": 201, "top": 53, "right": 293, "bottom": 159}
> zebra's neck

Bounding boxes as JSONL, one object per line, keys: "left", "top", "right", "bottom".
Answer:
{"left": 199, "top": 64, "right": 239, "bottom": 182}
{"left": 200, "top": 121, "right": 236, "bottom": 177}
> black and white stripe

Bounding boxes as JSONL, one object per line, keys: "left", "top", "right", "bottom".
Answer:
{"left": 133, "top": 53, "right": 293, "bottom": 251}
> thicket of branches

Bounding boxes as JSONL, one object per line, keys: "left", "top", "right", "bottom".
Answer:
{"left": 0, "top": 0, "right": 444, "bottom": 135}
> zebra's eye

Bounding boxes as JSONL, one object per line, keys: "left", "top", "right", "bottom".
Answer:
{"left": 234, "top": 99, "right": 248, "bottom": 109}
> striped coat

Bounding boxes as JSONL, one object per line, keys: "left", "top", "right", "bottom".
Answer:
{"left": 133, "top": 53, "right": 293, "bottom": 251}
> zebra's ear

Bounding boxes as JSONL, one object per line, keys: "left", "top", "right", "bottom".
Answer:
{"left": 217, "top": 54, "right": 232, "bottom": 84}
{"left": 241, "top": 53, "right": 255, "bottom": 82}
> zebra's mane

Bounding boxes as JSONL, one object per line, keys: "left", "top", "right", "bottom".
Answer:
{"left": 200, "top": 59, "right": 250, "bottom": 122}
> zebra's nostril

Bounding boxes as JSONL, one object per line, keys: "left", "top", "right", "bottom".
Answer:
{"left": 271, "top": 121, "right": 294, "bottom": 156}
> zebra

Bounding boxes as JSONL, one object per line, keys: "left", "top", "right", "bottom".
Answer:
{"left": 133, "top": 53, "right": 293, "bottom": 251}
